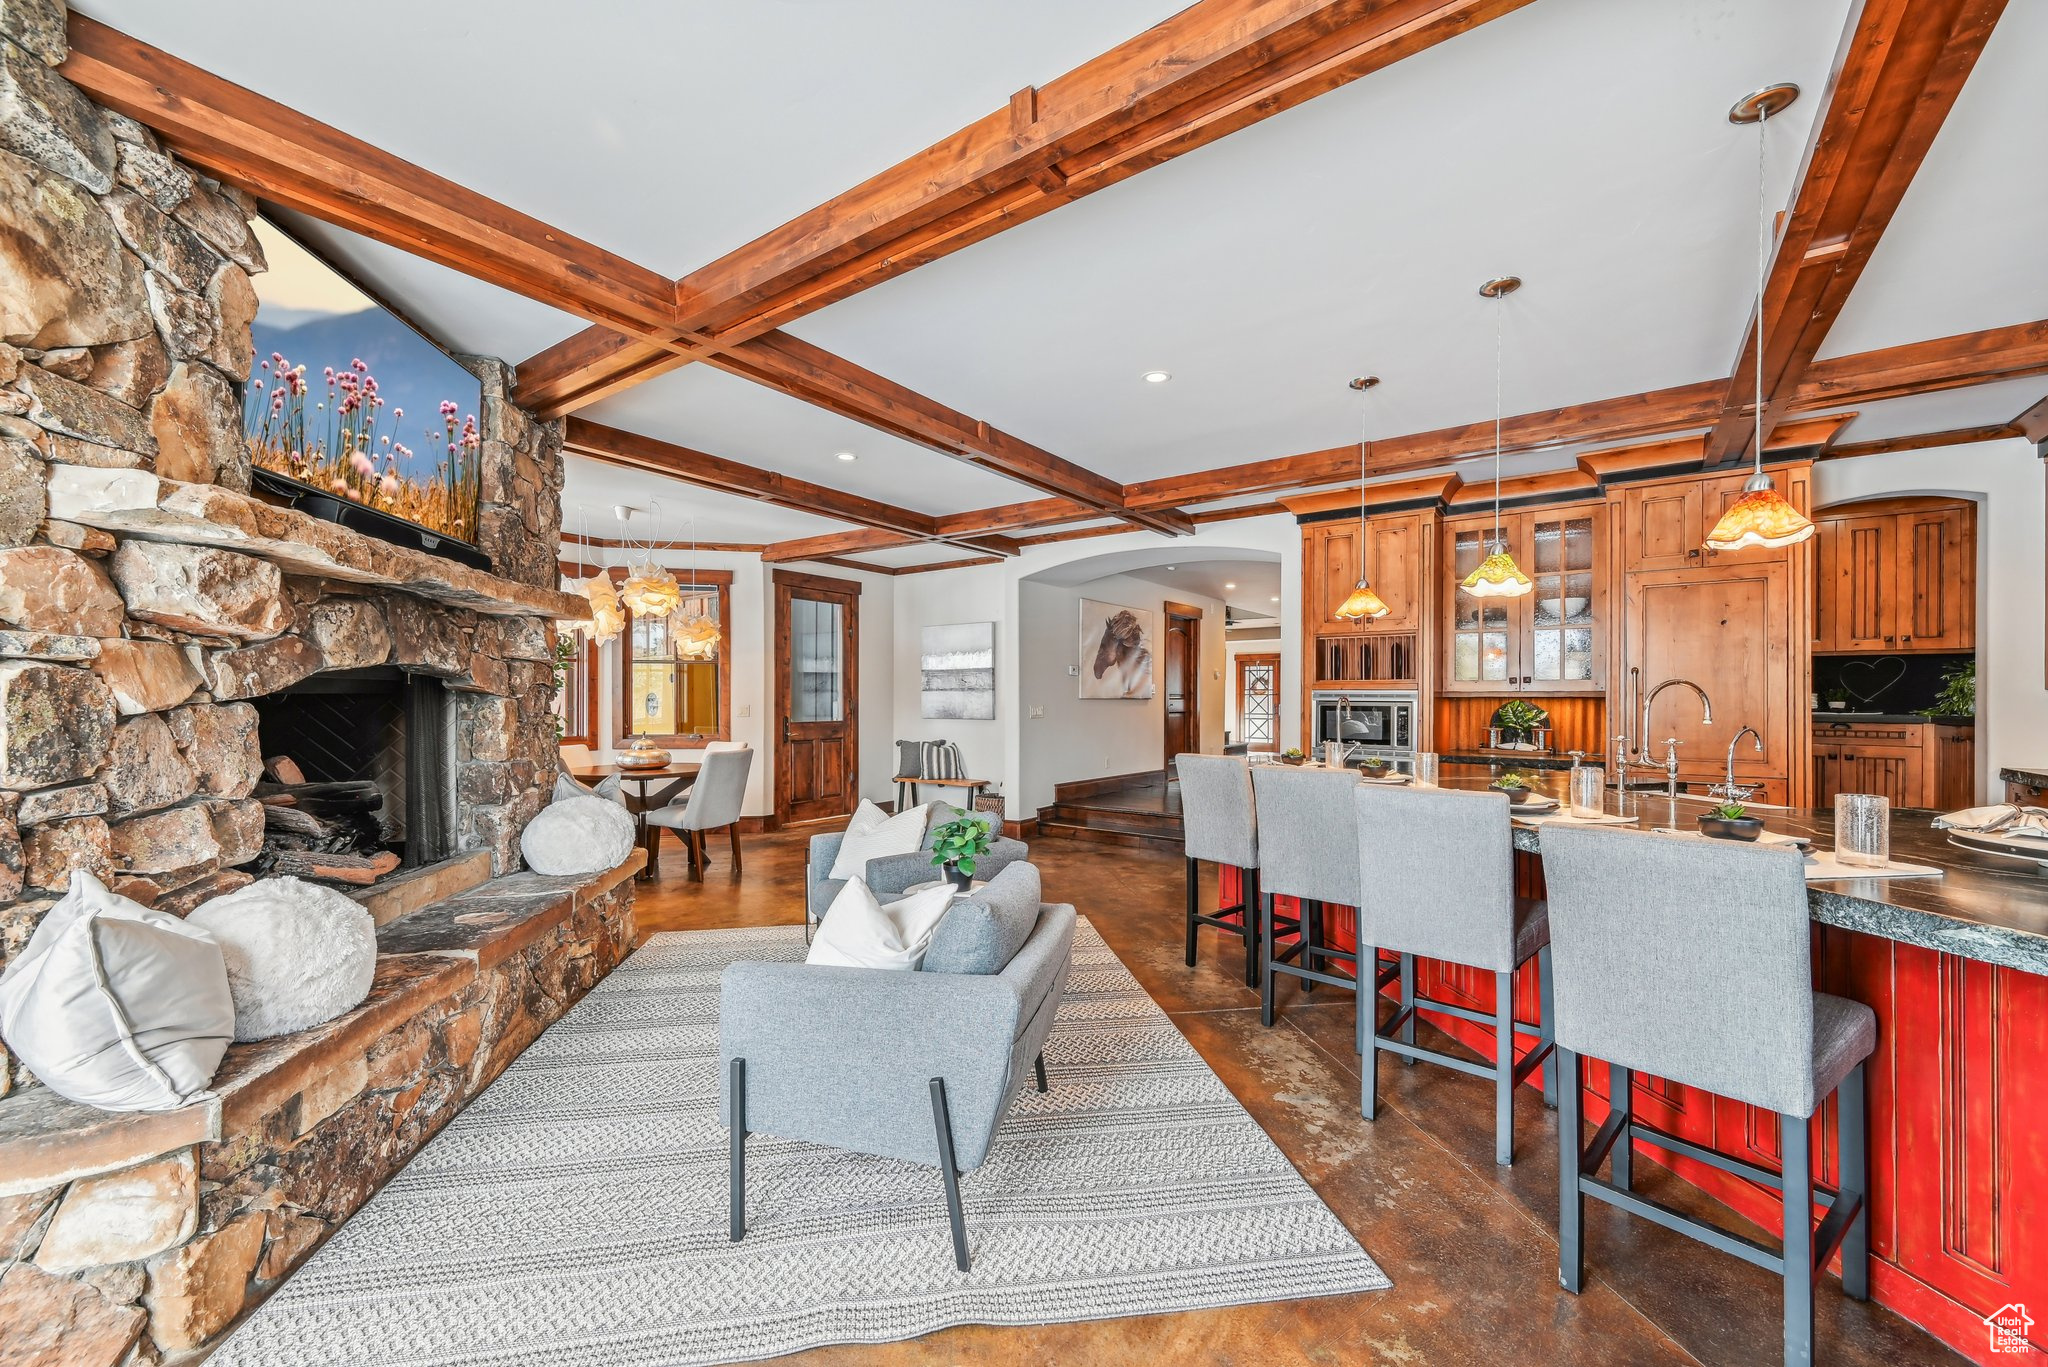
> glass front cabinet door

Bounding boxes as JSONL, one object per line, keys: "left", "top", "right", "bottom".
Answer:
{"left": 1443, "top": 505, "right": 1605, "bottom": 694}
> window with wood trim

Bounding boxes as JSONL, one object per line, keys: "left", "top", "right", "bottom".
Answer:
{"left": 556, "top": 629, "right": 598, "bottom": 747}
{"left": 618, "top": 570, "right": 734, "bottom": 744}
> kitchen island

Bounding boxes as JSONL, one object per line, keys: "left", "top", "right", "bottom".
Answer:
{"left": 1220, "top": 768, "right": 2048, "bottom": 1362}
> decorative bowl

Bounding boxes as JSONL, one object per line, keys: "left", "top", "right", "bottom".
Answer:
{"left": 615, "top": 739, "right": 670, "bottom": 770}
{"left": 1698, "top": 814, "right": 1764, "bottom": 842}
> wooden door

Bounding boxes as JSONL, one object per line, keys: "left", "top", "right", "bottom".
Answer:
{"left": 1933, "top": 725, "right": 1976, "bottom": 810}
{"left": 1308, "top": 521, "right": 1364, "bottom": 633}
{"left": 773, "top": 570, "right": 859, "bottom": 824}
{"left": 1824, "top": 514, "right": 1898, "bottom": 652}
{"left": 1897, "top": 505, "right": 1975, "bottom": 650}
{"left": 1235, "top": 653, "right": 1280, "bottom": 752}
{"left": 1524, "top": 506, "right": 1604, "bottom": 693}
{"left": 1163, "top": 604, "right": 1199, "bottom": 763}
{"left": 1618, "top": 481, "right": 1703, "bottom": 572}
{"left": 1623, "top": 562, "right": 1790, "bottom": 790}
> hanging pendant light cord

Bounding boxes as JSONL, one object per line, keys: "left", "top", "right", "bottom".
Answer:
{"left": 1753, "top": 102, "right": 1768, "bottom": 476}
{"left": 1492, "top": 292, "right": 1504, "bottom": 550}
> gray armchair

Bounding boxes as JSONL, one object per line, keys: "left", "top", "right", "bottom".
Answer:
{"left": 805, "top": 804, "right": 1028, "bottom": 937}
{"left": 721, "top": 889, "right": 1076, "bottom": 1271}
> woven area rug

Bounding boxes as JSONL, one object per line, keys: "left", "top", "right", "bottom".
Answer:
{"left": 215, "top": 919, "right": 1388, "bottom": 1366}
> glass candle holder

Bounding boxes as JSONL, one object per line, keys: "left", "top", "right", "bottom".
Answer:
{"left": 1412, "top": 752, "right": 1439, "bottom": 788}
{"left": 1570, "top": 765, "right": 1605, "bottom": 819}
{"left": 1834, "top": 793, "right": 1891, "bottom": 867}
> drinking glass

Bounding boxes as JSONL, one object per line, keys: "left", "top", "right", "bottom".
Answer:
{"left": 1412, "top": 752, "right": 1439, "bottom": 788}
{"left": 1834, "top": 793, "right": 1891, "bottom": 867}
{"left": 1570, "top": 765, "right": 1604, "bottom": 819}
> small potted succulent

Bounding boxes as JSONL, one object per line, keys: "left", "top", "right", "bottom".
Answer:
{"left": 1280, "top": 747, "right": 1308, "bottom": 766}
{"left": 1824, "top": 687, "right": 1849, "bottom": 712}
{"left": 929, "top": 812, "right": 995, "bottom": 890}
{"left": 1698, "top": 801, "right": 1764, "bottom": 842}
{"left": 1360, "top": 755, "right": 1390, "bottom": 775}
{"left": 1490, "top": 770, "right": 1536, "bottom": 796}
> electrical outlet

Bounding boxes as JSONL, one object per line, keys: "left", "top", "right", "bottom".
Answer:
{"left": 1029, "top": 704, "right": 1044, "bottom": 720}
{"left": 737, "top": 704, "right": 750, "bottom": 718}
{"left": 1067, "top": 664, "right": 1079, "bottom": 676}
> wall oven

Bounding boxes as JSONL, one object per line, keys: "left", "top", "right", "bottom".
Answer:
{"left": 1311, "top": 690, "right": 1417, "bottom": 768}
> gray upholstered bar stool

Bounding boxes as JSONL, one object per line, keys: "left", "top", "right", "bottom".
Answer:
{"left": 1176, "top": 754, "right": 1263, "bottom": 987}
{"left": 1540, "top": 825, "right": 1874, "bottom": 1367}
{"left": 1251, "top": 766, "right": 1385, "bottom": 1028}
{"left": 1352, "top": 783, "right": 1555, "bottom": 1166}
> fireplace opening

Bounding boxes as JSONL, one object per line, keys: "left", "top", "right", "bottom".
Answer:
{"left": 250, "top": 667, "right": 453, "bottom": 882}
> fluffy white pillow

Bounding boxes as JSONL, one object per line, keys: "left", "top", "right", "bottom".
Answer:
{"left": 827, "top": 800, "right": 929, "bottom": 880}
{"left": 521, "top": 775, "right": 637, "bottom": 875}
{"left": 0, "top": 871, "right": 233, "bottom": 1111}
{"left": 806, "top": 879, "right": 957, "bottom": 971}
{"left": 185, "top": 877, "right": 377, "bottom": 1041}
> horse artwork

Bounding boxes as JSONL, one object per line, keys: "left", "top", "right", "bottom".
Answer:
{"left": 1079, "top": 599, "right": 1156, "bottom": 700}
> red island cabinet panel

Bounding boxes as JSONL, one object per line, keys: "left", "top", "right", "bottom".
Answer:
{"left": 1216, "top": 863, "right": 2048, "bottom": 1363}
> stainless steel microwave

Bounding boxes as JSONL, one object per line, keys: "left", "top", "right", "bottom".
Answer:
{"left": 1311, "top": 690, "right": 1416, "bottom": 758}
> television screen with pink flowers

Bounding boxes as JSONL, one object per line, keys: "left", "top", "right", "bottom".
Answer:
{"left": 242, "top": 217, "right": 484, "bottom": 552}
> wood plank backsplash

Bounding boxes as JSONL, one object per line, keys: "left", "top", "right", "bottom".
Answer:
{"left": 1434, "top": 695, "right": 1607, "bottom": 756}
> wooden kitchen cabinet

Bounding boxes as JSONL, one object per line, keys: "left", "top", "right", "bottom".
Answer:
{"left": 1811, "top": 719, "right": 1975, "bottom": 809}
{"left": 1306, "top": 511, "right": 1426, "bottom": 634}
{"left": 1441, "top": 504, "right": 1606, "bottom": 694}
{"left": 1813, "top": 497, "right": 1975, "bottom": 653}
{"left": 1616, "top": 471, "right": 1797, "bottom": 572}
{"left": 1932, "top": 724, "right": 1976, "bottom": 810}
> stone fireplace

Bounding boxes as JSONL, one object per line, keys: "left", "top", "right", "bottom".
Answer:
{"left": 0, "top": 10, "right": 631, "bottom": 1361}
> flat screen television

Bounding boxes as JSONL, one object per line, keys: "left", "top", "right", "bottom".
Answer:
{"left": 242, "top": 217, "right": 487, "bottom": 563}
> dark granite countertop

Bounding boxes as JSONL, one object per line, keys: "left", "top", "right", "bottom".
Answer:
{"left": 1439, "top": 751, "right": 1580, "bottom": 771}
{"left": 1812, "top": 712, "right": 1973, "bottom": 726}
{"left": 2001, "top": 766, "right": 2048, "bottom": 790}
{"left": 1423, "top": 773, "right": 2048, "bottom": 975}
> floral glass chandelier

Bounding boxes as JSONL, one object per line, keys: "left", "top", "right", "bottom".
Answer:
{"left": 1461, "top": 276, "right": 1532, "bottom": 599}
{"left": 1704, "top": 84, "right": 1815, "bottom": 553}
{"left": 1333, "top": 375, "right": 1391, "bottom": 621}
{"left": 616, "top": 502, "right": 684, "bottom": 617}
{"left": 671, "top": 517, "right": 721, "bottom": 660}
{"left": 564, "top": 507, "right": 623, "bottom": 643}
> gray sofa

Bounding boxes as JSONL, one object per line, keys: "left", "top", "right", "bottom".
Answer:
{"left": 805, "top": 804, "right": 1029, "bottom": 935}
{"left": 721, "top": 863, "right": 1075, "bottom": 1271}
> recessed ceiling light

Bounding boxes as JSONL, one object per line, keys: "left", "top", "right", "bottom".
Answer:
{"left": 1224, "top": 582, "right": 1237, "bottom": 590}
{"left": 1143, "top": 370, "right": 1172, "bottom": 384}
{"left": 1164, "top": 565, "right": 1177, "bottom": 571}
{"left": 835, "top": 451, "right": 857, "bottom": 462}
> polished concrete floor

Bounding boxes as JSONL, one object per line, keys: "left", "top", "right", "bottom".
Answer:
{"left": 637, "top": 826, "right": 1964, "bottom": 1367}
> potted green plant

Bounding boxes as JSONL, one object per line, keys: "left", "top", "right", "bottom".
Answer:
{"left": 1698, "top": 801, "right": 1764, "bottom": 842}
{"left": 1360, "top": 755, "right": 1389, "bottom": 773}
{"left": 1490, "top": 770, "right": 1535, "bottom": 795}
{"left": 929, "top": 812, "right": 995, "bottom": 890}
{"left": 1280, "top": 747, "right": 1307, "bottom": 766}
{"left": 1490, "top": 698, "right": 1550, "bottom": 746}
{"left": 1920, "top": 661, "right": 1975, "bottom": 719}
{"left": 1824, "top": 687, "right": 1849, "bottom": 712}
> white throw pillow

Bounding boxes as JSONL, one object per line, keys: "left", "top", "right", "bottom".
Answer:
{"left": 521, "top": 777, "right": 637, "bottom": 876}
{"left": 806, "top": 879, "right": 958, "bottom": 971}
{"left": 0, "top": 872, "right": 234, "bottom": 1111}
{"left": 185, "top": 877, "right": 377, "bottom": 1042}
{"left": 827, "top": 800, "right": 929, "bottom": 880}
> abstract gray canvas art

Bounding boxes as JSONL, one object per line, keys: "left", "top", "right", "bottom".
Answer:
{"left": 921, "top": 621, "right": 995, "bottom": 719}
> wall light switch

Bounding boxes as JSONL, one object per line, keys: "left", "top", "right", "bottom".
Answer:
{"left": 1067, "top": 664, "right": 1079, "bottom": 676}
{"left": 1029, "top": 704, "right": 1044, "bottom": 720}
{"left": 738, "top": 704, "right": 751, "bottom": 718}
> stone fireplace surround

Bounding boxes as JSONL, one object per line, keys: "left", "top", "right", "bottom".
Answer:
{"left": 0, "top": 11, "right": 636, "bottom": 1359}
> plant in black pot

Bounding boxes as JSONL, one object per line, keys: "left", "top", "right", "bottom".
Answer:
{"left": 1489, "top": 770, "right": 1535, "bottom": 796}
{"left": 1279, "top": 747, "right": 1307, "bottom": 766}
{"left": 1490, "top": 698, "right": 1550, "bottom": 747}
{"left": 1698, "top": 801, "right": 1764, "bottom": 842}
{"left": 929, "top": 812, "right": 995, "bottom": 890}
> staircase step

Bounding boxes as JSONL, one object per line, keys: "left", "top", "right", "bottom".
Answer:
{"left": 1035, "top": 817, "right": 1181, "bottom": 851}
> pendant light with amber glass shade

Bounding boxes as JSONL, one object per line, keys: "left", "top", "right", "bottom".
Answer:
{"left": 1461, "top": 276, "right": 1533, "bottom": 599}
{"left": 1333, "top": 375, "right": 1391, "bottom": 621}
{"left": 1704, "top": 83, "right": 1815, "bottom": 553}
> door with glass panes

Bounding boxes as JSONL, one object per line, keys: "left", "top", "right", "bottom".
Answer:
{"left": 773, "top": 570, "right": 860, "bottom": 823}
{"left": 1443, "top": 505, "right": 1604, "bottom": 694}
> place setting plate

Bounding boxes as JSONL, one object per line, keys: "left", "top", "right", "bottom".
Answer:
{"left": 1945, "top": 828, "right": 2048, "bottom": 869}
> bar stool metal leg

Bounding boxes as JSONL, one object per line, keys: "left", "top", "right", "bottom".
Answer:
{"left": 1538, "top": 945, "right": 1557, "bottom": 1108}
{"left": 1243, "top": 868, "right": 1261, "bottom": 989}
{"left": 1260, "top": 892, "right": 1278, "bottom": 1028}
{"left": 1610, "top": 1065, "right": 1633, "bottom": 1191}
{"left": 1300, "top": 900, "right": 1320, "bottom": 994}
{"left": 1494, "top": 970, "right": 1516, "bottom": 1166}
{"left": 1183, "top": 857, "right": 1199, "bottom": 967}
{"left": 1557, "top": 1046, "right": 1583, "bottom": 1293}
{"left": 1781, "top": 1108, "right": 1813, "bottom": 1367}
{"left": 1839, "top": 1060, "right": 1869, "bottom": 1300}
{"left": 1398, "top": 953, "right": 1417, "bottom": 1066}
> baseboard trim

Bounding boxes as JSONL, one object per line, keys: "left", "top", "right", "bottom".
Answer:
{"left": 737, "top": 815, "right": 780, "bottom": 834}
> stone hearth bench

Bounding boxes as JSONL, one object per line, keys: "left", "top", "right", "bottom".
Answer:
{"left": 0, "top": 850, "right": 643, "bottom": 1364}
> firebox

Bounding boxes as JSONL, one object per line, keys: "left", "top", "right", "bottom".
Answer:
{"left": 251, "top": 667, "right": 454, "bottom": 870}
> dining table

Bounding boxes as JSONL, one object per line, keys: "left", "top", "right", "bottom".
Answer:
{"left": 567, "top": 760, "right": 700, "bottom": 880}
{"left": 1214, "top": 760, "right": 2048, "bottom": 1349}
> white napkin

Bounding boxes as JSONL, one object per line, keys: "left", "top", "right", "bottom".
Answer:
{"left": 1933, "top": 804, "right": 2048, "bottom": 838}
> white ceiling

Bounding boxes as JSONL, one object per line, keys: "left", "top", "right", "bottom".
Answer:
{"left": 76, "top": 0, "right": 2043, "bottom": 555}
{"left": 1024, "top": 545, "right": 1283, "bottom": 617}
{"left": 558, "top": 455, "right": 851, "bottom": 548}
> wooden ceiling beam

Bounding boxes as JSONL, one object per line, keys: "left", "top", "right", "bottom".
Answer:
{"left": 2012, "top": 394, "right": 2048, "bottom": 443}
{"left": 1824, "top": 424, "right": 2020, "bottom": 461}
{"left": 511, "top": 0, "right": 1530, "bottom": 409}
{"left": 1791, "top": 319, "right": 2048, "bottom": 408}
{"left": 60, "top": 16, "right": 680, "bottom": 339}
{"left": 1700, "top": 0, "right": 2008, "bottom": 467}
